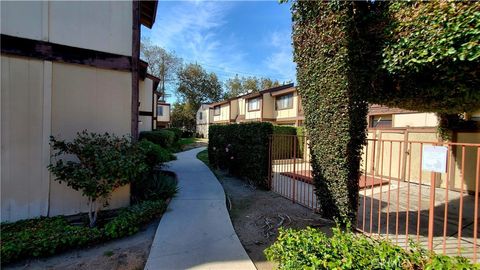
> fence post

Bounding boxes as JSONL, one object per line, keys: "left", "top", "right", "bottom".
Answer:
{"left": 292, "top": 136, "right": 297, "bottom": 203}
{"left": 428, "top": 171, "right": 436, "bottom": 250}
{"left": 268, "top": 136, "right": 272, "bottom": 190}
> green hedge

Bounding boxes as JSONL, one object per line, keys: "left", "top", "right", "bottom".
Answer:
{"left": 139, "top": 130, "right": 175, "bottom": 148}
{"left": 164, "top": 128, "right": 182, "bottom": 142}
{"left": 1, "top": 200, "right": 167, "bottom": 265}
{"left": 265, "top": 226, "right": 479, "bottom": 270}
{"left": 209, "top": 122, "right": 273, "bottom": 189}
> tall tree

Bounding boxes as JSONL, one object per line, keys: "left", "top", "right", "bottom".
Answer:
{"left": 176, "top": 63, "right": 223, "bottom": 110}
{"left": 223, "top": 75, "right": 281, "bottom": 99}
{"left": 141, "top": 38, "right": 182, "bottom": 101}
{"left": 171, "top": 102, "right": 196, "bottom": 131}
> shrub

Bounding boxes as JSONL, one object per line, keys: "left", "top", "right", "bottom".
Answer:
{"left": 209, "top": 122, "right": 273, "bottom": 188}
{"left": 48, "top": 131, "right": 148, "bottom": 227}
{"left": 1, "top": 199, "right": 171, "bottom": 265}
{"left": 103, "top": 200, "right": 167, "bottom": 238}
{"left": 131, "top": 172, "right": 178, "bottom": 203}
{"left": 164, "top": 128, "right": 182, "bottom": 142}
{"left": 1, "top": 217, "right": 103, "bottom": 264}
{"left": 265, "top": 226, "right": 479, "bottom": 270}
{"left": 139, "top": 130, "right": 175, "bottom": 148}
{"left": 138, "top": 139, "right": 176, "bottom": 170}
{"left": 181, "top": 130, "right": 194, "bottom": 138}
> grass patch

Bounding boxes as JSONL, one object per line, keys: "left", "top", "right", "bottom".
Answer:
{"left": 197, "top": 149, "right": 210, "bottom": 166}
{"left": 170, "top": 137, "right": 200, "bottom": 153}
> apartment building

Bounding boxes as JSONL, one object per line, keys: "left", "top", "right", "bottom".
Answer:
{"left": 156, "top": 101, "right": 171, "bottom": 129}
{"left": 1, "top": 1, "right": 158, "bottom": 222}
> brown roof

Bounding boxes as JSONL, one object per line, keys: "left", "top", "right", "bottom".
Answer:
{"left": 140, "top": 1, "right": 158, "bottom": 29}
{"left": 368, "top": 104, "right": 413, "bottom": 116}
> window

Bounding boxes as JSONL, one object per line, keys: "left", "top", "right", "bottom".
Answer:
{"left": 369, "top": 114, "right": 392, "bottom": 128}
{"left": 199, "top": 112, "right": 203, "bottom": 120}
{"left": 276, "top": 93, "right": 293, "bottom": 110}
{"left": 157, "top": 106, "right": 163, "bottom": 116}
{"left": 247, "top": 98, "right": 260, "bottom": 111}
{"left": 214, "top": 106, "right": 221, "bottom": 116}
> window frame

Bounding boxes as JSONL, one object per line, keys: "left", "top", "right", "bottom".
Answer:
{"left": 247, "top": 97, "right": 261, "bottom": 112}
{"left": 275, "top": 93, "right": 294, "bottom": 111}
{"left": 214, "top": 105, "right": 221, "bottom": 116}
{"left": 157, "top": 106, "right": 164, "bottom": 116}
{"left": 199, "top": 111, "right": 203, "bottom": 120}
{"left": 369, "top": 114, "right": 393, "bottom": 128}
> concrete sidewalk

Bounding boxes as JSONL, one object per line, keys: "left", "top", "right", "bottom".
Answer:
{"left": 144, "top": 147, "right": 256, "bottom": 270}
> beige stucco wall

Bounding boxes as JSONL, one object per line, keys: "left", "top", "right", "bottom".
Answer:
{"left": 157, "top": 104, "right": 170, "bottom": 122}
{"left": 230, "top": 100, "right": 238, "bottom": 120}
{"left": 1, "top": 58, "right": 133, "bottom": 222}
{"left": 213, "top": 104, "right": 229, "bottom": 122}
{"left": 49, "top": 62, "right": 132, "bottom": 217}
{"left": 1, "top": 1, "right": 47, "bottom": 41}
{"left": 238, "top": 98, "right": 245, "bottom": 116}
{"left": 1, "top": 56, "right": 51, "bottom": 221}
{"left": 393, "top": 113, "right": 438, "bottom": 127}
{"left": 262, "top": 93, "right": 275, "bottom": 119}
{"left": 139, "top": 78, "right": 153, "bottom": 112}
{"left": 139, "top": 116, "right": 152, "bottom": 132}
{"left": 1, "top": 1, "right": 132, "bottom": 56}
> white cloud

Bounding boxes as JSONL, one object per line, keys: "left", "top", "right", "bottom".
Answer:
{"left": 264, "top": 31, "right": 297, "bottom": 83}
{"left": 148, "top": 1, "right": 247, "bottom": 79}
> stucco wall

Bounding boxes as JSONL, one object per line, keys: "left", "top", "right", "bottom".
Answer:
{"left": 1, "top": 58, "right": 133, "bottom": 222}
{"left": 238, "top": 98, "right": 245, "bottom": 115}
{"left": 139, "top": 115, "right": 153, "bottom": 132}
{"left": 1, "top": 1, "right": 132, "bottom": 56}
{"left": 49, "top": 62, "right": 132, "bottom": 216}
{"left": 262, "top": 93, "right": 275, "bottom": 119}
{"left": 139, "top": 78, "right": 153, "bottom": 112}
{"left": 230, "top": 100, "right": 238, "bottom": 120}
{"left": 213, "top": 104, "right": 229, "bottom": 122}
{"left": 157, "top": 104, "right": 170, "bottom": 122}
{"left": 1, "top": 56, "right": 51, "bottom": 221}
{"left": 393, "top": 113, "right": 438, "bottom": 127}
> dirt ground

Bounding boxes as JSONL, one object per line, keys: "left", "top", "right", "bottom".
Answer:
{"left": 214, "top": 170, "right": 333, "bottom": 270}
{"left": 5, "top": 219, "right": 160, "bottom": 270}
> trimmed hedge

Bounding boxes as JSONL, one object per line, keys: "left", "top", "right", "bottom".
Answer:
{"left": 265, "top": 226, "right": 479, "bottom": 270}
{"left": 1, "top": 200, "right": 167, "bottom": 265}
{"left": 209, "top": 122, "right": 273, "bottom": 188}
{"left": 138, "top": 140, "right": 176, "bottom": 169}
{"left": 164, "top": 128, "right": 182, "bottom": 142}
{"left": 139, "top": 130, "right": 175, "bottom": 148}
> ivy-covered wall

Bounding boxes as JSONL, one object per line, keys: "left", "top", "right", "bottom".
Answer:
{"left": 289, "top": 0, "right": 479, "bottom": 223}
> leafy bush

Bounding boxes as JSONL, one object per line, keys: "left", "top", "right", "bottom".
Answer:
{"left": 181, "top": 130, "right": 194, "bottom": 138}
{"left": 103, "top": 200, "right": 167, "bottom": 238}
{"left": 138, "top": 139, "right": 176, "bottom": 170}
{"left": 1, "top": 199, "right": 171, "bottom": 265}
{"left": 209, "top": 122, "right": 273, "bottom": 189}
{"left": 48, "top": 131, "right": 148, "bottom": 227}
{"left": 1, "top": 217, "right": 103, "bottom": 264}
{"left": 139, "top": 130, "right": 176, "bottom": 148}
{"left": 265, "top": 226, "right": 479, "bottom": 270}
{"left": 164, "top": 128, "right": 182, "bottom": 142}
{"left": 131, "top": 172, "right": 178, "bottom": 203}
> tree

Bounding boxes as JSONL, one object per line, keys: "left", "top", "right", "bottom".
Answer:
{"left": 48, "top": 131, "right": 147, "bottom": 227}
{"left": 176, "top": 63, "right": 223, "bottom": 110}
{"left": 141, "top": 38, "right": 182, "bottom": 101}
{"left": 223, "top": 75, "right": 281, "bottom": 99}
{"left": 171, "top": 102, "right": 197, "bottom": 131}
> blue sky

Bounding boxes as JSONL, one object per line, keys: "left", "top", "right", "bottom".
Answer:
{"left": 141, "top": 0, "right": 296, "bottom": 103}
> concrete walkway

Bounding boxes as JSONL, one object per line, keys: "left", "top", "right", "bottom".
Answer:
{"left": 144, "top": 147, "right": 256, "bottom": 270}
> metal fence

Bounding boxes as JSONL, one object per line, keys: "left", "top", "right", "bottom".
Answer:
{"left": 268, "top": 134, "right": 480, "bottom": 262}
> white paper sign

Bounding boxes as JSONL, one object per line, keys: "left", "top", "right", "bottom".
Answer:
{"left": 422, "top": 146, "right": 448, "bottom": 173}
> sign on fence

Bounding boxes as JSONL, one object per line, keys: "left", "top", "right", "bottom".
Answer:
{"left": 422, "top": 145, "right": 448, "bottom": 173}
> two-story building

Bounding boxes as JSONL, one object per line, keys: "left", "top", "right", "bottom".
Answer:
{"left": 1, "top": 1, "right": 158, "bottom": 222}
